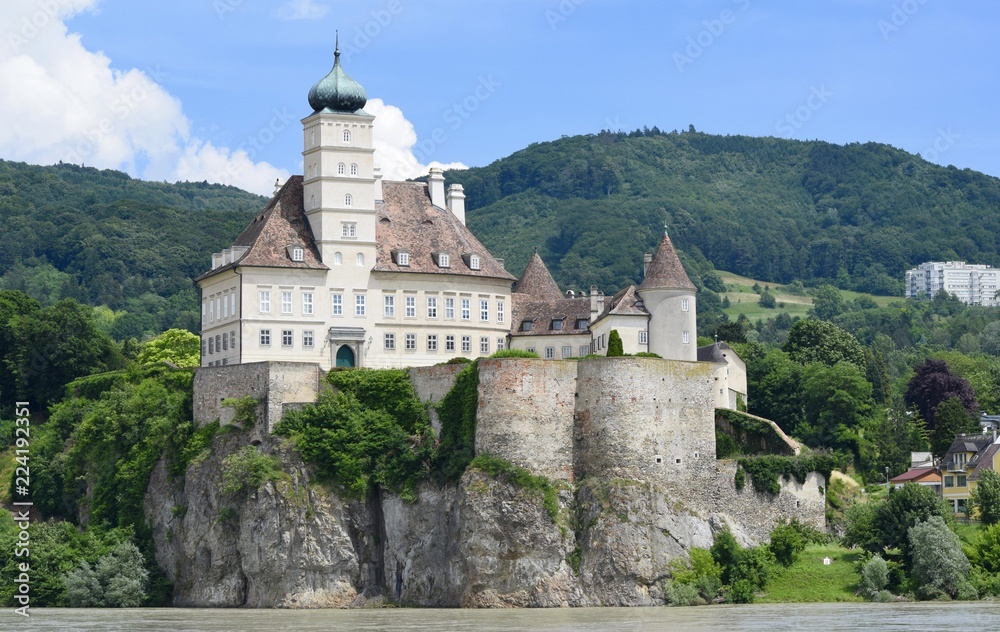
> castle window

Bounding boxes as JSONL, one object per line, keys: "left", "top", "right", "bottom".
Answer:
{"left": 338, "top": 163, "right": 345, "bottom": 175}
{"left": 231, "top": 293, "right": 236, "bottom": 315}
{"left": 681, "top": 298, "right": 690, "bottom": 312}
{"left": 384, "top": 295, "right": 395, "bottom": 317}
{"left": 562, "top": 346, "right": 572, "bottom": 359}
{"left": 357, "top": 253, "right": 365, "bottom": 266}
{"left": 526, "top": 347, "right": 536, "bottom": 354}
{"left": 281, "top": 291, "right": 293, "bottom": 314}
{"left": 497, "top": 301, "right": 505, "bottom": 323}
{"left": 405, "top": 296, "right": 416, "bottom": 318}
{"left": 223, "top": 294, "right": 229, "bottom": 318}
{"left": 446, "top": 335, "right": 455, "bottom": 352}
{"left": 461, "top": 336, "right": 471, "bottom": 353}
{"left": 682, "top": 330, "right": 690, "bottom": 345}
{"left": 427, "top": 297, "right": 438, "bottom": 318}
{"left": 445, "top": 297, "right": 455, "bottom": 319}
{"left": 576, "top": 318, "right": 588, "bottom": 330}
{"left": 303, "top": 330, "right": 314, "bottom": 348}
{"left": 405, "top": 334, "right": 416, "bottom": 350}
{"left": 461, "top": 298, "right": 471, "bottom": 320}
{"left": 639, "top": 330, "right": 648, "bottom": 345}
{"left": 332, "top": 293, "right": 343, "bottom": 316}
{"left": 521, "top": 320, "right": 533, "bottom": 332}
{"left": 259, "top": 290, "right": 271, "bottom": 314}
{"left": 355, "top": 294, "right": 366, "bottom": 316}
{"left": 230, "top": 331, "right": 236, "bottom": 349}
{"left": 480, "top": 337, "right": 490, "bottom": 354}
{"left": 469, "top": 254, "right": 481, "bottom": 270}
{"left": 438, "top": 253, "right": 450, "bottom": 268}
{"left": 222, "top": 358, "right": 228, "bottom": 366}
{"left": 343, "top": 129, "right": 351, "bottom": 143}
{"left": 223, "top": 334, "right": 228, "bottom": 351}
{"left": 342, "top": 223, "right": 356, "bottom": 238}
{"left": 303, "top": 292, "right": 314, "bottom": 315}
{"left": 545, "top": 346, "right": 555, "bottom": 359}
{"left": 579, "top": 344, "right": 590, "bottom": 356}
{"left": 292, "top": 247, "right": 304, "bottom": 262}
{"left": 208, "top": 337, "right": 214, "bottom": 354}
{"left": 216, "top": 335, "right": 221, "bottom": 354}
{"left": 202, "top": 302, "right": 206, "bottom": 323}
{"left": 480, "top": 299, "right": 489, "bottom": 321}
{"left": 497, "top": 337, "right": 506, "bottom": 350}
{"left": 427, "top": 334, "right": 438, "bottom": 351}
{"left": 209, "top": 300, "right": 214, "bottom": 322}
{"left": 550, "top": 319, "right": 563, "bottom": 331}
{"left": 344, "top": 193, "right": 353, "bottom": 207}
{"left": 259, "top": 329, "right": 271, "bottom": 346}
{"left": 282, "top": 330, "right": 293, "bottom": 347}
{"left": 350, "top": 163, "right": 358, "bottom": 176}
{"left": 384, "top": 333, "right": 396, "bottom": 350}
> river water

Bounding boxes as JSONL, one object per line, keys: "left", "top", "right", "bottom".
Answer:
{"left": 20, "top": 602, "right": 1000, "bottom": 631}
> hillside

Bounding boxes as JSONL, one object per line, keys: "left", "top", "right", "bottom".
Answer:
{"left": 0, "top": 160, "right": 266, "bottom": 336}
{"left": 450, "top": 130, "right": 1000, "bottom": 295}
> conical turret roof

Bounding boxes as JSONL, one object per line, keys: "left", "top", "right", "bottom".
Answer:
{"left": 638, "top": 233, "right": 696, "bottom": 291}
{"left": 513, "top": 251, "right": 563, "bottom": 300}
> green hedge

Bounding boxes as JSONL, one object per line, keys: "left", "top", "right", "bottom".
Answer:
{"left": 716, "top": 408, "right": 796, "bottom": 458}
{"left": 736, "top": 452, "right": 848, "bottom": 495}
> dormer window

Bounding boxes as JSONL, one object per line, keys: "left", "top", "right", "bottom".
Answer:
{"left": 469, "top": 254, "right": 481, "bottom": 270}
{"left": 436, "top": 252, "right": 451, "bottom": 268}
{"left": 551, "top": 319, "right": 564, "bottom": 331}
{"left": 576, "top": 318, "right": 589, "bottom": 330}
{"left": 521, "top": 320, "right": 533, "bottom": 332}
{"left": 395, "top": 250, "right": 410, "bottom": 267}
{"left": 286, "top": 245, "right": 305, "bottom": 262}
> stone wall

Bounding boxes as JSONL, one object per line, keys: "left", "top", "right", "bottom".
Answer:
{"left": 475, "top": 358, "right": 578, "bottom": 481}
{"left": 193, "top": 362, "right": 325, "bottom": 432}
{"left": 409, "top": 363, "right": 464, "bottom": 434}
{"left": 575, "top": 357, "right": 715, "bottom": 484}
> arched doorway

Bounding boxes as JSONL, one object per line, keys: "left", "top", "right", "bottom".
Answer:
{"left": 336, "top": 345, "right": 355, "bottom": 368}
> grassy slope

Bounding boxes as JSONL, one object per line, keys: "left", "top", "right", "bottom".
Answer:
{"left": 758, "top": 543, "right": 864, "bottom": 603}
{"left": 718, "top": 270, "right": 897, "bottom": 323}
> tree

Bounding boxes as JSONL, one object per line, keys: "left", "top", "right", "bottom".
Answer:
{"left": 930, "top": 397, "right": 979, "bottom": 458}
{"left": 607, "top": 329, "right": 624, "bottom": 356}
{"left": 908, "top": 516, "right": 971, "bottom": 599}
{"left": 137, "top": 328, "right": 201, "bottom": 368}
{"left": 782, "top": 319, "right": 865, "bottom": 370}
{"left": 745, "top": 348, "right": 803, "bottom": 430}
{"left": 62, "top": 541, "right": 150, "bottom": 607}
{"left": 857, "top": 555, "right": 889, "bottom": 599}
{"left": 970, "top": 469, "right": 1000, "bottom": 526}
{"left": 905, "top": 359, "right": 978, "bottom": 430}
{"left": 812, "top": 284, "right": 845, "bottom": 320}
{"left": 980, "top": 321, "right": 1000, "bottom": 356}
{"left": 798, "top": 361, "right": 873, "bottom": 452}
{"left": 758, "top": 290, "right": 776, "bottom": 309}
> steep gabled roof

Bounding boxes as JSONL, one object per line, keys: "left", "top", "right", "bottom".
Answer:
{"left": 597, "top": 285, "right": 648, "bottom": 320}
{"left": 196, "top": 176, "right": 327, "bottom": 281}
{"left": 637, "top": 233, "right": 696, "bottom": 291}
{"left": 374, "top": 181, "right": 515, "bottom": 281}
{"left": 970, "top": 443, "right": 1000, "bottom": 481}
{"left": 890, "top": 466, "right": 941, "bottom": 484}
{"left": 513, "top": 252, "right": 563, "bottom": 300}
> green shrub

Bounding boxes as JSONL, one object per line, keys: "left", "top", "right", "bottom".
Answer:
{"left": 769, "top": 522, "right": 806, "bottom": 567}
{"left": 664, "top": 580, "right": 702, "bottom": 606}
{"left": 727, "top": 579, "right": 757, "bottom": 603}
{"left": 734, "top": 467, "right": 746, "bottom": 490}
{"left": 490, "top": 349, "right": 540, "bottom": 358}
{"left": 857, "top": 555, "right": 889, "bottom": 599}
{"left": 666, "top": 547, "right": 722, "bottom": 605}
{"left": 607, "top": 330, "right": 624, "bottom": 356}
{"left": 435, "top": 360, "right": 481, "bottom": 480}
{"left": 221, "top": 396, "right": 259, "bottom": 429}
{"left": 221, "top": 446, "right": 282, "bottom": 497}
{"left": 909, "top": 516, "right": 970, "bottom": 599}
{"left": 710, "top": 529, "right": 742, "bottom": 585}
{"left": 737, "top": 452, "right": 848, "bottom": 496}
{"left": 63, "top": 541, "right": 150, "bottom": 607}
{"left": 873, "top": 589, "right": 894, "bottom": 602}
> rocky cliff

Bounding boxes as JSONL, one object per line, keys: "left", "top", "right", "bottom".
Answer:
{"left": 144, "top": 429, "right": 823, "bottom": 608}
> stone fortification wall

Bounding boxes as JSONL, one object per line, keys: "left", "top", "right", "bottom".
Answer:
{"left": 574, "top": 357, "right": 715, "bottom": 484}
{"left": 409, "top": 363, "right": 464, "bottom": 434}
{"left": 193, "top": 362, "right": 325, "bottom": 432}
{"left": 475, "top": 358, "right": 578, "bottom": 481}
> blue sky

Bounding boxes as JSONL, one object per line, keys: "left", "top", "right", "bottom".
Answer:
{"left": 1, "top": 0, "right": 996, "bottom": 195}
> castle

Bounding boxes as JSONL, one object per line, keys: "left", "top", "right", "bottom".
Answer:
{"left": 193, "top": 43, "right": 745, "bottom": 401}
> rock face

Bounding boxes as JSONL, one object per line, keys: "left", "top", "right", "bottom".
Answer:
{"left": 146, "top": 432, "right": 824, "bottom": 608}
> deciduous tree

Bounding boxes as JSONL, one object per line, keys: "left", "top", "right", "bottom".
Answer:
{"left": 904, "top": 359, "right": 977, "bottom": 430}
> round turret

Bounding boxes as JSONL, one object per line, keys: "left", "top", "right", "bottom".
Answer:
{"left": 307, "top": 44, "right": 367, "bottom": 114}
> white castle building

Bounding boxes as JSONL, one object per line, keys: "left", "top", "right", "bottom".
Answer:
{"left": 195, "top": 45, "right": 737, "bottom": 399}
{"left": 904, "top": 261, "right": 1000, "bottom": 306}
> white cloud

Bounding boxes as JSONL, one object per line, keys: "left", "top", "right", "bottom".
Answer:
{"left": 367, "top": 98, "right": 467, "bottom": 181}
{"left": 276, "top": 0, "right": 329, "bottom": 21}
{"left": 0, "top": 0, "right": 287, "bottom": 196}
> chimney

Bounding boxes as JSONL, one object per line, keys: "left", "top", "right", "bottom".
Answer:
{"left": 496, "top": 258, "right": 505, "bottom": 269}
{"left": 643, "top": 252, "right": 653, "bottom": 276}
{"left": 446, "top": 183, "right": 466, "bottom": 225}
{"left": 590, "top": 285, "right": 605, "bottom": 315}
{"left": 373, "top": 166, "right": 383, "bottom": 201}
{"left": 428, "top": 167, "right": 446, "bottom": 208}
{"left": 597, "top": 291, "right": 605, "bottom": 314}
{"left": 273, "top": 178, "right": 282, "bottom": 196}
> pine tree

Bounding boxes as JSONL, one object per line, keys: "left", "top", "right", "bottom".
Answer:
{"left": 607, "top": 329, "right": 624, "bottom": 356}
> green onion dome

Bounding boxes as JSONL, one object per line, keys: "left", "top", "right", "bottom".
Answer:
{"left": 308, "top": 43, "right": 367, "bottom": 113}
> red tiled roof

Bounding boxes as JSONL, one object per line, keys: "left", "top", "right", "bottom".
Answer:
{"left": 513, "top": 252, "right": 563, "bottom": 300}
{"left": 637, "top": 233, "right": 696, "bottom": 291}
{"left": 597, "top": 285, "right": 648, "bottom": 320}
{"left": 890, "top": 467, "right": 941, "bottom": 484}
{"left": 511, "top": 295, "right": 591, "bottom": 337}
{"left": 373, "top": 181, "right": 515, "bottom": 281}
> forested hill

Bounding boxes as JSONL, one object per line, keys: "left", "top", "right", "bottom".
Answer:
{"left": 0, "top": 160, "right": 266, "bottom": 336}
{"left": 451, "top": 130, "right": 1000, "bottom": 295}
